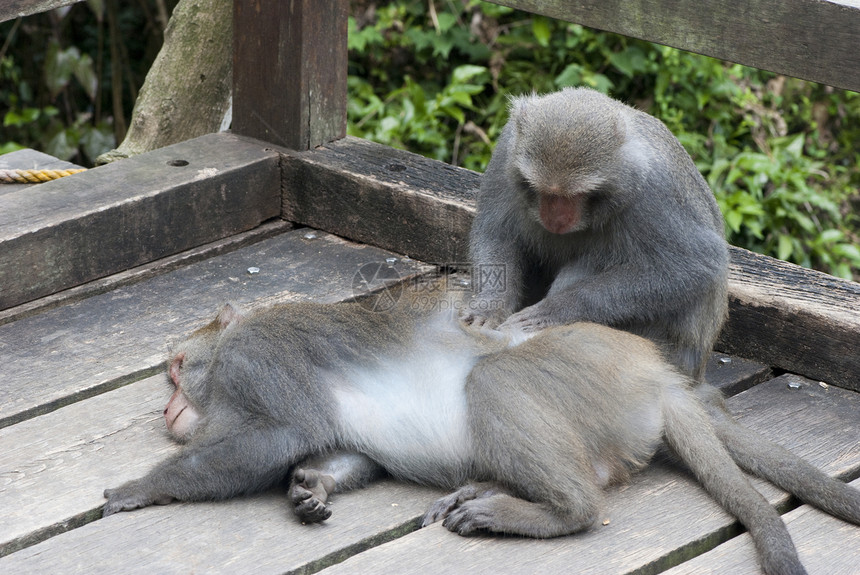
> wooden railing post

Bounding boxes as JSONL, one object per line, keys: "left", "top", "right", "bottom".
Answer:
{"left": 232, "top": 0, "right": 348, "bottom": 150}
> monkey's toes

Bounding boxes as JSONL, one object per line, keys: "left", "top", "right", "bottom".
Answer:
{"left": 442, "top": 503, "right": 494, "bottom": 536}
{"left": 422, "top": 497, "right": 456, "bottom": 527}
{"left": 294, "top": 497, "right": 332, "bottom": 523}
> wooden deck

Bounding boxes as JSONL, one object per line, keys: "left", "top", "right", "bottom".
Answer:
{"left": 1, "top": 147, "right": 860, "bottom": 574}
{"left": 2, "top": 0, "right": 860, "bottom": 569}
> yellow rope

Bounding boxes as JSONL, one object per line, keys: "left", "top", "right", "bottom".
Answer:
{"left": 0, "top": 168, "right": 87, "bottom": 184}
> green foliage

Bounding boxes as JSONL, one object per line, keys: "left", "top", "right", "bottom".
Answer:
{"left": 0, "top": 2, "right": 169, "bottom": 166}
{"left": 347, "top": 1, "right": 860, "bottom": 279}
{"left": 2, "top": 44, "right": 114, "bottom": 164}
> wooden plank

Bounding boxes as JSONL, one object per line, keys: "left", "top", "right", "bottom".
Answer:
{"left": 704, "top": 352, "right": 771, "bottom": 397}
{"left": 0, "top": 374, "right": 444, "bottom": 567}
{"left": 663, "top": 478, "right": 860, "bottom": 574}
{"left": 232, "top": 0, "right": 348, "bottom": 150}
{"left": 0, "top": 0, "right": 83, "bottom": 23}
{"left": 0, "top": 132, "right": 281, "bottom": 310}
{"left": 486, "top": 0, "right": 860, "bottom": 93}
{"left": 281, "top": 136, "right": 477, "bottom": 264}
{"left": 280, "top": 138, "right": 860, "bottom": 390}
{"left": 0, "top": 229, "right": 430, "bottom": 429}
{"left": 720, "top": 247, "right": 860, "bottom": 392}
{"left": 0, "top": 149, "right": 84, "bottom": 198}
{"left": 0, "top": 220, "right": 294, "bottom": 327}
{"left": 310, "top": 375, "right": 860, "bottom": 574}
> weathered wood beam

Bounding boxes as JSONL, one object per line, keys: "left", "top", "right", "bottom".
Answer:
{"left": 281, "top": 136, "right": 477, "bottom": 264}
{"left": 232, "top": 0, "right": 348, "bottom": 149}
{"left": 718, "top": 248, "right": 860, "bottom": 391}
{"left": 0, "top": 0, "right": 82, "bottom": 23}
{"left": 486, "top": 0, "right": 860, "bottom": 93}
{"left": 280, "top": 137, "right": 860, "bottom": 391}
{"left": 0, "top": 133, "right": 280, "bottom": 310}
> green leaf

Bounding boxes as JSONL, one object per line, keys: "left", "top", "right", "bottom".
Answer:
{"left": 777, "top": 235, "right": 794, "bottom": 261}
{"left": 725, "top": 210, "right": 743, "bottom": 233}
{"left": 451, "top": 65, "right": 487, "bottom": 84}
{"left": 44, "top": 42, "right": 79, "bottom": 98}
{"left": 609, "top": 48, "right": 647, "bottom": 78}
{"left": 45, "top": 128, "right": 79, "bottom": 161}
{"left": 818, "top": 229, "right": 844, "bottom": 243}
{"left": 554, "top": 63, "right": 583, "bottom": 88}
{"left": 436, "top": 12, "right": 457, "bottom": 33}
{"left": 73, "top": 53, "right": 98, "bottom": 101}
{"left": 80, "top": 124, "right": 115, "bottom": 163}
{"left": 834, "top": 243, "right": 860, "bottom": 260}
{"left": 4, "top": 107, "right": 40, "bottom": 127}
{"left": 532, "top": 17, "right": 551, "bottom": 47}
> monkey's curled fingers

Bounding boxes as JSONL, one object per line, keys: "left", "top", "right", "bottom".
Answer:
{"left": 103, "top": 483, "right": 174, "bottom": 517}
{"left": 290, "top": 468, "right": 336, "bottom": 523}
{"left": 421, "top": 483, "right": 501, "bottom": 527}
{"left": 498, "top": 305, "right": 559, "bottom": 333}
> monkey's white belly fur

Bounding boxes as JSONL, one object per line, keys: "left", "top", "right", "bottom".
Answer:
{"left": 332, "top": 315, "right": 481, "bottom": 487}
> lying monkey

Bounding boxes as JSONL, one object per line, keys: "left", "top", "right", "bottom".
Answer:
{"left": 104, "top": 289, "right": 858, "bottom": 575}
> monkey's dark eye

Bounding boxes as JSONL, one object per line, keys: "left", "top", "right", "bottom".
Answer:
{"left": 169, "top": 352, "right": 185, "bottom": 386}
{"left": 518, "top": 177, "right": 539, "bottom": 199}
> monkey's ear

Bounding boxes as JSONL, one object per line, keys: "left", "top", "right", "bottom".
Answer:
{"left": 216, "top": 303, "right": 245, "bottom": 329}
{"left": 508, "top": 95, "right": 529, "bottom": 125}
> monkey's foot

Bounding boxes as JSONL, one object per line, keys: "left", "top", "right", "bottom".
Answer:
{"left": 290, "top": 468, "right": 336, "bottom": 523}
{"left": 103, "top": 485, "right": 173, "bottom": 517}
{"left": 459, "top": 304, "right": 507, "bottom": 330}
{"left": 421, "top": 482, "right": 502, "bottom": 527}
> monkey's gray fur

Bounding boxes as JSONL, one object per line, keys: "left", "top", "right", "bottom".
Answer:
{"left": 104, "top": 291, "right": 860, "bottom": 575}
{"left": 466, "top": 87, "right": 728, "bottom": 381}
{"left": 465, "top": 88, "right": 860, "bottom": 562}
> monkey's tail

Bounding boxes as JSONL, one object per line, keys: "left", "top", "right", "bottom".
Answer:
{"left": 661, "top": 383, "right": 807, "bottom": 575}
{"left": 707, "top": 402, "right": 860, "bottom": 526}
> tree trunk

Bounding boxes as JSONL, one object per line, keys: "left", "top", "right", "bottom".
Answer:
{"left": 96, "top": 0, "right": 232, "bottom": 164}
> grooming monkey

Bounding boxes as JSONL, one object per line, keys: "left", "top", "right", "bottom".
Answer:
{"left": 103, "top": 291, "right": 860, "bottom": 575}
{"left": 465, "top": 87, "right": 728, "bottom": 380}
{"left": 465, "top": 87, "right": 859, "bottom": 534}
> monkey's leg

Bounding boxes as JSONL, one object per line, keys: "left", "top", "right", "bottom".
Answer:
{"left": 435, "top": 481, "right": 599, "bottom": 538}
{"left": 442, "top": 435, "right": 602, "bottom": 538}
{"left": 289, "top": 452, "right": 384, "bottom": 523}
{"left": 706, "top": 397, "right": 860, "bottom": 526}
{"left": 103, "top": 427, "right": 301, "bottom": 517}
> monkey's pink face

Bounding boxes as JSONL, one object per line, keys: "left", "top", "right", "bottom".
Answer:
{"left": 165, "top": 352, "right": 201, "bottom": 442}
{"left": 538, "top": 192, "right": 586, "bottom": 234}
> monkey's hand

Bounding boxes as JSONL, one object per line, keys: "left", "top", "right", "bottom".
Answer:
{"left": 498, "top": 302, "right": 563, "bottom": 333}
{"left": 103, "top": 481, "right": 174, "bottom": 517}
{"left": 290, "top": 468, "right": 336, "bottom": 523}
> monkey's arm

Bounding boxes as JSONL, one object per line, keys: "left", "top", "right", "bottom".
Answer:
{"left": 103, "top": 426, "right": 300, "bottom": 516}
{"left": 465, "top": 237, "right": 525, "bottom": 327}
{"left": 500, "top": 227, "right": 727, "bottom": 332}
{"left": 466, "top": 207, "right": 531, "bottom": 326}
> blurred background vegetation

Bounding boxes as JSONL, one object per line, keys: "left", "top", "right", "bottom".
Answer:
{"left": 2, "top": 0, "right": 858, "bottom": 279}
